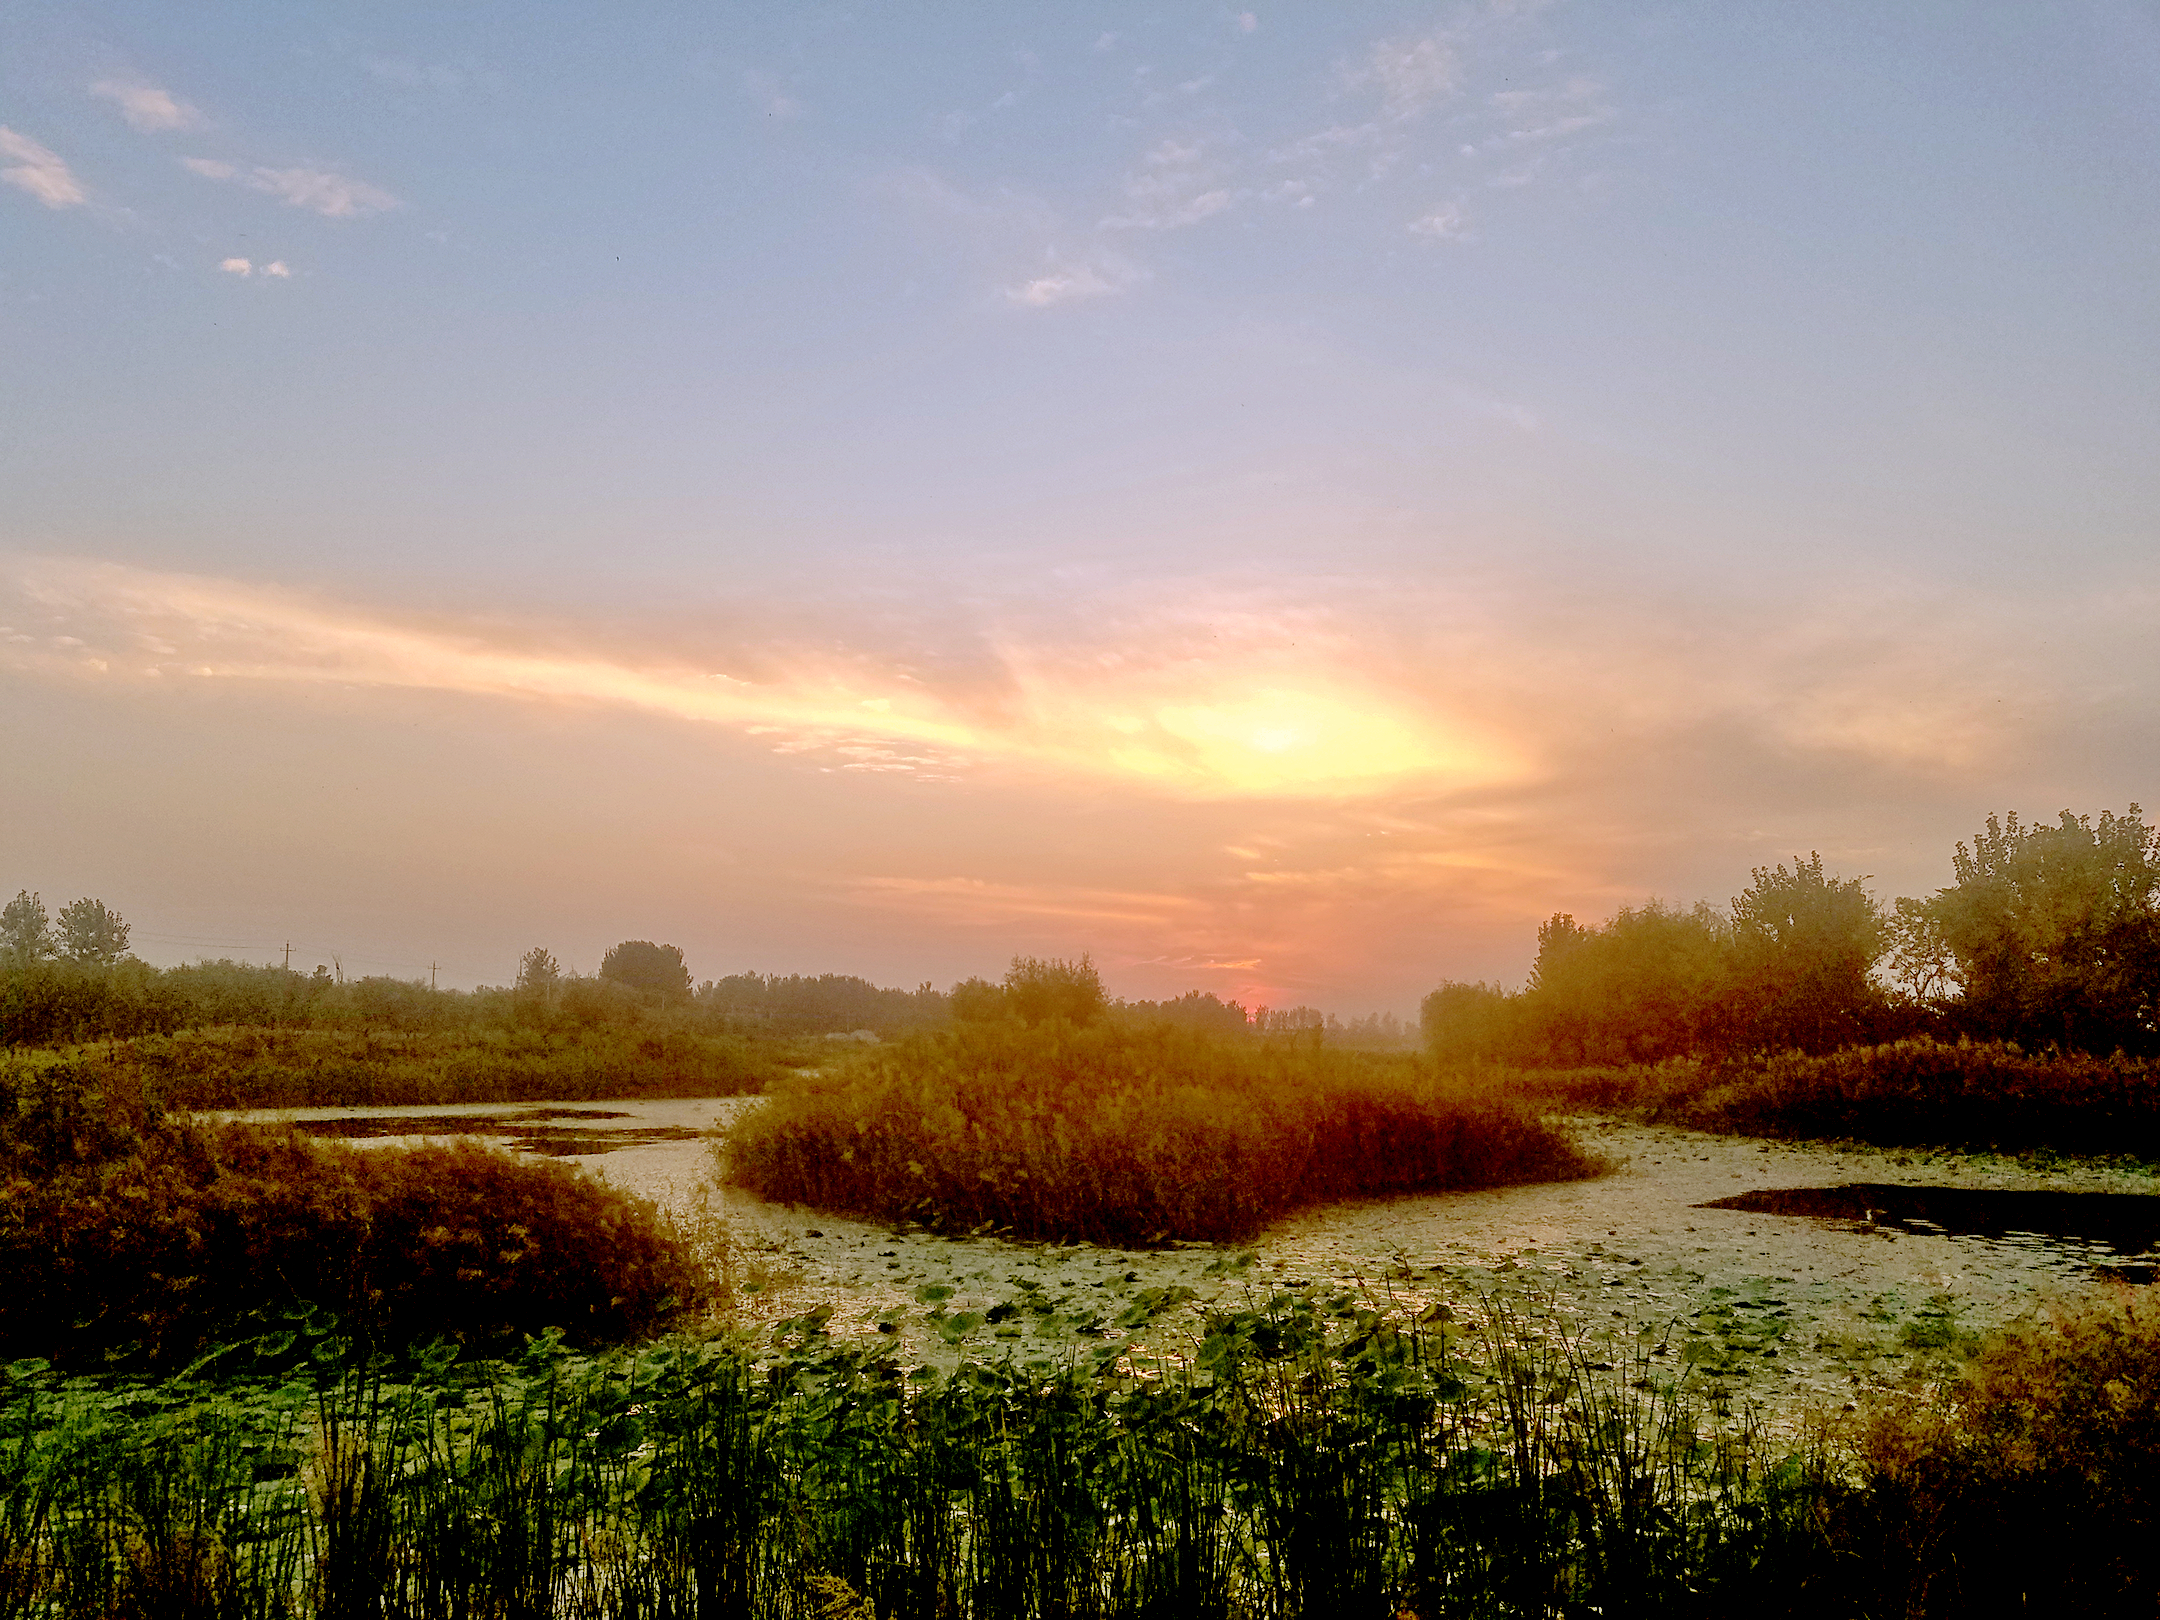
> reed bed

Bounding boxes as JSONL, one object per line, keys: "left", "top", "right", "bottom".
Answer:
{"left": 1, "top": 1024, "right": 784, "bottom": 1113}
{"left": 723, "top": 1023, "right": 1604, "bottom": 1244}
{"left": 1497, "top": 1038, "right": 2160, "bottom": 1156}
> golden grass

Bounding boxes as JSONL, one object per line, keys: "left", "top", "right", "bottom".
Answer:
{"left": 719, "top": 1022, "right": 1604, "bottom": 1244}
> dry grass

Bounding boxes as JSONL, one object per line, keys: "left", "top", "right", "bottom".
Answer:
{"left": 720, "top": 1022, "right": 1604, "bottom": 1244}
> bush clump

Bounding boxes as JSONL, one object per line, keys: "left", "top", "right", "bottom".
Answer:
{"left": 1838, "top": 1286, "right": 2160, "bottom": 1614}
{"left": 0, "top": 1061, "right": 707, "bottom": 1367}
{"left": 1502, "top": 1038, "right": 2160, "bottom": 1155}
{"left": 722, "top": 1022, "right": 1602, "bottom": 1243}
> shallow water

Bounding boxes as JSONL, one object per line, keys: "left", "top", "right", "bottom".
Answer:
{"left": 232, "top": 1098, "right": 2160, "bottom": 1415}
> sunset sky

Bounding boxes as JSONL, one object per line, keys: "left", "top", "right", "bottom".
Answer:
{"left": 3, "top": 2, "right": 2155, "bottom": 1012}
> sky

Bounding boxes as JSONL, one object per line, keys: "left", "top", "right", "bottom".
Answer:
{"left": 2, "top": 1, "right": 2156, "bottom": 1012}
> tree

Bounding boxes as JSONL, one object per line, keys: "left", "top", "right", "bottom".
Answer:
{"left": 1921, "top": 806, "right": 2160, "bottom": 1052}
{"left": 54, "top": 898, "right": 130, "bottom": 967}
{"left": 599, "top": 940, "right": 692, "bottom": 999}
{"left": 516, "top": 947, "right": 562, "bottom": 994}
{"left": 948, "top": 976, "right": 1009, "bottom": 1024}
{"left": 1002, "top": 954, "right": 1107, "bottom": 1028}
{"left": 1, "top": 891, "right": 53, "bottom": 964}
{"left": 1727, "top": 854, "right": 1884, "bottom": 1051}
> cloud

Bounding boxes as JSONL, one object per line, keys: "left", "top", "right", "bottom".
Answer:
{"left": 1093, "top": 31, "right": 1120, "bottom": 52}
{"left": 90, "top": 78, "right": 203, "bottom": 133}
{"left": 1103, "top": 139, "right": 1236, "bottom": 229}
{"left": 0, "top": 128, "right": 85, "bottom": 208}
{"left": 1359, "top": 34, "right": 1461, "bottom": 119}
{"left": 1236, "top": 13, "right": 1259, "bottom": 33}
{"left": 183, "top": 158, "right": 398, "bottom": 217}
{"left": 1408, "top": 205, "right": 1468, "bottom": 238}
{"left": 263, "top": 259, "right": 290, "bottom": 277}
{"left": 219, "top": 257, "right": 251, "bottom": 275}
{"left": 1006, "top": 261, "right": 1131, "bottom": 307}
{"left": 0, "top": 557, "right": 1517, "bottom": 801}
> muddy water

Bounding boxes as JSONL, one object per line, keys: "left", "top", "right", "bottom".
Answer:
{"left": 239, "top": 1099, "right": 2159, "bottom": 1416}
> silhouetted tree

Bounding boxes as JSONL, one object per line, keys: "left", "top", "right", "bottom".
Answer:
{"left": 948, "top": 976, "right": 1009, "bottom": 1024}
{"left": 599, "top": 940, "right": 692, "bottom": 999}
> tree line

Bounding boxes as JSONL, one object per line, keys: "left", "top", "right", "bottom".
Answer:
{"left": 1423, "top": 806, "right": 2160, "bottom": 1065}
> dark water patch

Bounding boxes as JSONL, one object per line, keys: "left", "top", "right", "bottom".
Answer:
{"left": 293, "top": 1109, "right": 702, "bottom": 1157}
{"left": 1700, "top": 1184, "right": 2160, "bottom": 1265}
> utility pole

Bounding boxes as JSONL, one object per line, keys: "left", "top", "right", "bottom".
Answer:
{"left": 282, "top": 941, "right": 292, "bottom": 971}
{"left": 430, "top": 961, "right": 439, "bottom": 991}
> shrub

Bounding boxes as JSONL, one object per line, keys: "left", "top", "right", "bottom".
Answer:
{"left": 0, "top": 1062, "right": 707, "bottom": 1367}
{"left": 1500, "top": 1039, "right": 2160, "bottom": 1155}
{"left": 722, "top": 1022, "right": 1602, "bottom": 1243}
{"left": 1839, "top": 1287, "right": 2160, "bottom": 1614}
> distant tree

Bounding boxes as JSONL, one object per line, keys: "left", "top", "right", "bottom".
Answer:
{"left": 1727, "top": 855, "right": 1885, "bottom": 1051}
{"left": 599, "top": 940, "right": 692, "bottom": 999}
{"left": 1, "top": 891, "right": 53, "bottom": 964}
{"left": 1002, "top": 954, "right": 1107, "bottom": 1028}
{"left": 1920, "top": 806, "right": 2160, "bottom": 1052}
{"left": 54, "top": 898, "right": 130, "bottom": 967}
{"left": 516, "top": 947, "right": 562, "bottom": 993}
{"left": 948, "top": 976, "right": 1010, "bottom": 1024}
{"left": 1420, "top": 980, "right": 1524, "bottom": 1064}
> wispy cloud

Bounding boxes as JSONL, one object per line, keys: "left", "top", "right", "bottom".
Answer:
{"left": 1006, "top": 259, "right": 1136, "bottom": 307}
{"left": 1408, "top": 204, "right": 1468, "bottom": 238}
{"left": 219, "top": 256, "right": 251, "bottom": 275}
{"left": 182, "top": 158, "right": 398, "bottom": 217}
{"left": 90, "top": 78, "right": 202, "bottom": 133}
{"left": 0, "top": 128, "right": 85, "bottom": 208}
{"left": 1102, "top": 138, "right": 1235, "bottom": 229}
{"left": 218, "top": 257, "right": 291, "bottom": 278}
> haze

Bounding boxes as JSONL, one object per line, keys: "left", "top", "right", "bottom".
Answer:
{"left": 3, "top": 2, "right": 2155, "bottom": 1011}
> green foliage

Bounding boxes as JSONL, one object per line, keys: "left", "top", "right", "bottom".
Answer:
{"left": 702, "top": 970, "right": 953, "bottom": 1036}
{"left": 1001, "top": 952, "right": 1107, "bottom": 1028}
{"left": 1728, "top": 853, "right": 1886, "bottom": 1051}
{"left": 0, "top": 1061, "right": 708, "bottom": 1367}
{"left": 599, "top": 939, "right": 693, "bottom": 1000}
{"left": 1922, "top": 805, "right": 2160, "bottom": 1052}
{"left": 947, "top": 976, "right": 1007, "bottom": 1024}
{"left": 723, "top": 1022, "right": 1601, "bottom": 1243}
{"left": 0, "top": 891, "right": 52, "bottom": 965}
{"left": 52, "top": 898, "right": 129, "bottom": 967}
{"left": 4, "top": 1286, "right": 2153, "bottom": 1617}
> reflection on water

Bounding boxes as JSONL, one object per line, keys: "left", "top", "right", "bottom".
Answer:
{"left": 1700, "top": 1184, "right": 2160, "bottom": 1281}
{"left": 293, "top": 1108, "right": 705, "bottom": 1157}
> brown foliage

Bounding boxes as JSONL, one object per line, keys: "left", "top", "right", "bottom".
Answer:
{"left": 0, "top": 1061, "right": 707, "bottom": 1366}
{"left": 1834, "top": 1287, "right": 2160, "bottom": 1615}
{"left": 722, "top": 1022, "right": 1603, "bottom": 1244}
{"left": 1502, "top": 1038, "right": 2160, "bottom": 1154}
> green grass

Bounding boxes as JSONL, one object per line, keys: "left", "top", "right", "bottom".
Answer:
{"left": 723, "top": 1021, "right": 1605, "bottom": 1244}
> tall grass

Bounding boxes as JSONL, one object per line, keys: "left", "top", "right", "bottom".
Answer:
{"left": 1, "top": 1023, "right": 785, "bottom": 1112}
{"left": 1500, "top": 1038, "right": 2160, "bottom": 1155}
{"left": 723, "top": 1022, "right": 1604, "bottom": 1244}
{"left": 8, "top": 1284, "right": 2151, "bottom": 1617}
